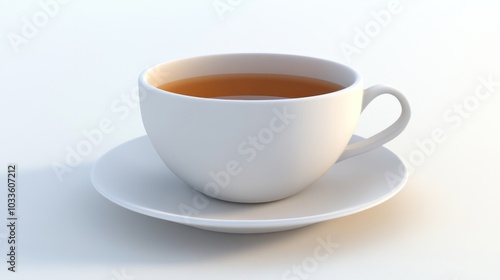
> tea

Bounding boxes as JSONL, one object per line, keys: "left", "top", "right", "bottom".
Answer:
{"left": 157, "top": 74, "right": 344, "bottom": 99}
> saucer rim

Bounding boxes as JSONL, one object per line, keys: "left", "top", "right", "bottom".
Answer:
{"left": 91, "top": 135, "right": 408, "bottom": 230}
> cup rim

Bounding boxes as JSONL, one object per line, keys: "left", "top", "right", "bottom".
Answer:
{"left": 138, "top": 53, "right": 363, "bottom": 103}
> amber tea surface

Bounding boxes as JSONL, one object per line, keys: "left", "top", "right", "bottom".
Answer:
{"left": 157, "top": 74, "right": 344, "bottom": 99}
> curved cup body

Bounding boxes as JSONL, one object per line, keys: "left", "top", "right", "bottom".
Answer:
{"left": 139, "top": 53, "right": 407, "bottom": 203}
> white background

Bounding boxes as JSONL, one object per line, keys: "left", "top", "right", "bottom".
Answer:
{"left": 1, "top": 0, "right": 500, "bottom": 279}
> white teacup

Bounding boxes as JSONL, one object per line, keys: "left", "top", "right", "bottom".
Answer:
{"left": 139, "top": 53, "right": 410, "bottom": 203}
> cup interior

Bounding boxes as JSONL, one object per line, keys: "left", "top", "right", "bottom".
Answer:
{"left": 140, "top": 53, "right": 361, "bottom": 97}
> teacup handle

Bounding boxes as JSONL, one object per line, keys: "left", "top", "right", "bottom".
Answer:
{"left": 338, "top": 85, "right": 411, "bottom": 162}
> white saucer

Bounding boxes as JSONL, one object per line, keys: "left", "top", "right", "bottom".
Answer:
{"left": 91, "top": 135, "right": 408, "bottom": 234}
